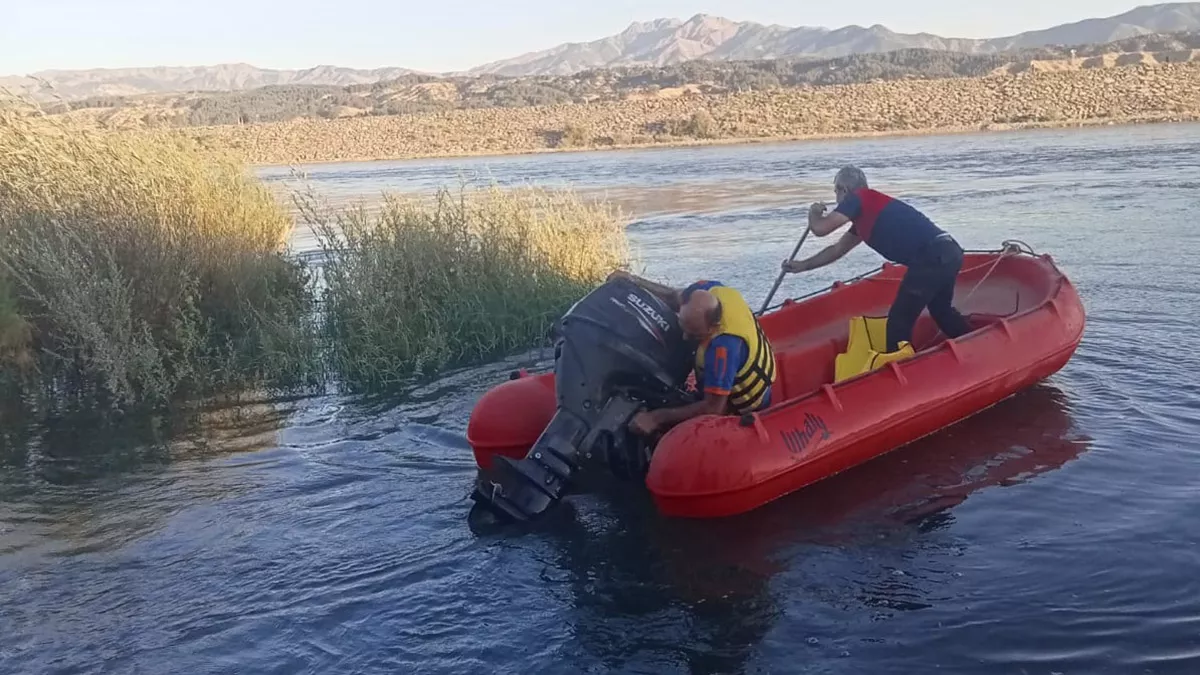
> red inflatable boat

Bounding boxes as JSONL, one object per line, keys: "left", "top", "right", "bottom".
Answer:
{"left": 467, "top": 242, "right": 1086, "bottom": 519}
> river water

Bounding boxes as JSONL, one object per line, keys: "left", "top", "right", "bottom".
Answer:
{"left": 3, "top": 124, "right": 1200, "bottom": 674}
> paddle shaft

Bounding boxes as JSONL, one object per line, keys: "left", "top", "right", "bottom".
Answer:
{"left": 758, "top": 225, "right": 812, "bottom": 314}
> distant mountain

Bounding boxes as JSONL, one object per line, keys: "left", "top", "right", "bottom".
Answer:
{"left": 985, "top": 2, "right": 1200, "bottom": 49}
{"left": 466, "top": 16, "right": 986, "bottom": 77}
{"left": 3, "top": 3, "right": 1200, "bottom": 100}
{"left": 0, "top": 64, "right": 422, "bottom": 102}
{"left": 469, "top": 2, "right": 1200, "bottom": 76}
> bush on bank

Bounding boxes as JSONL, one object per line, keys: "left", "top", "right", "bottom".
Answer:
{"left": 301, "top": 183, "right": 629, "bottom": 391}
{"left": 0, "top": 108, "right": 321, "bottom": 412}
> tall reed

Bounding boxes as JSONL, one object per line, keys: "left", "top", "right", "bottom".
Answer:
{"left": 301, "top": 184, "right": 629, "bottom": 390}
{"left": 0, "top": 106, "right": 321, "bottom": 411}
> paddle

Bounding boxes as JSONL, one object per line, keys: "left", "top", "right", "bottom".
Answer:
{"left": 758, "top": 224, "right": 812, "bottom": 315}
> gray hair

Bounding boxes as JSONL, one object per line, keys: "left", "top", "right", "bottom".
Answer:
{"left": 834, "top": 165, "right": 868, "bottom": 192}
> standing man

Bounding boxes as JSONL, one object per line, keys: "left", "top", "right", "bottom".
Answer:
{"left": 780, "top": 165, "right": 972, "bottom": 352}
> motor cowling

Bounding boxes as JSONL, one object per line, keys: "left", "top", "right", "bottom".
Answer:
{"left": 470, "top": 278, "right": 695, "bottom": 522}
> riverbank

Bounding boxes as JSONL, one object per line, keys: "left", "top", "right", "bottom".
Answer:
{"left": 188, "top": 62, "right": 1200, "bottom": 166}
{"left": 250, "top": 113, "right": 1200, "bottom": 169}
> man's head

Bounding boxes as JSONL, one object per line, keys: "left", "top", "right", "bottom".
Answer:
{"left": 833, "top": 165, "right": 868, "bottom": 203}
{"left": 678, "top": 288, "right": 723, "bottom": 341}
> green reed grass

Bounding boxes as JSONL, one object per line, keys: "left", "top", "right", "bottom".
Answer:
{"left": 300, "top": 183, "right": 629, "bottom": 390}
{"left": 0, "top": 107, "right": 321, "bottom": 411}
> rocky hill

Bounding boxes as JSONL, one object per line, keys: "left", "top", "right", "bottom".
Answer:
{"left": 185, "top": 60, "right": 1200, "bottom": 166}
{"left": 43, "top": 31, "right": 1200, "bottom": 129}
{"left": 5, "top": 3, "right": 1199, "bottom": 99}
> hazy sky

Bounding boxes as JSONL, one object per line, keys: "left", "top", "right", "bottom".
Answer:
{"left": 2, "top": 0, "right": 1151, "bottom": 75}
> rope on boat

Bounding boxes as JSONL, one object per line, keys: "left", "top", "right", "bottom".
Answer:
{"left": 959, "top": 239, "right": 1034, "bottom": 307}
{"left": 518, "top": 240, "right": 1039, "bottom": 374}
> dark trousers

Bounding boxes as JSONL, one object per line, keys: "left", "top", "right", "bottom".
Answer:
{"left": 886, "top": 235, "right": 972, "bottom": 352}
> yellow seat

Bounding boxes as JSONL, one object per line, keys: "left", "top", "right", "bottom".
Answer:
{"left": 834, "top": 316, "right": 915, "bottom": 383}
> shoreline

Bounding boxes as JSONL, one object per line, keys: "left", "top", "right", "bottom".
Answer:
{"left": 249, "top": 113, "right": 1200, "bottom": 169}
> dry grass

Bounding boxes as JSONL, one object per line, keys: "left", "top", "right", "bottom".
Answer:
{"left": 0, "top": 104, "right": 321, "bottom": 411}
{"left": 0, "top": 94, "right": 639, "bottom": 416}
{"left": 299, "top": 183, "right": 629, "bottom": 390}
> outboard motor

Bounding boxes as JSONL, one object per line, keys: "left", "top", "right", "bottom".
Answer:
{"left": 470, "top": 278, "right": 695, "bottom": 522}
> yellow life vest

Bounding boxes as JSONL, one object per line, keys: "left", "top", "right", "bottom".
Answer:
{"left": 694, "top": 285, "right": 777, "bottom": 414}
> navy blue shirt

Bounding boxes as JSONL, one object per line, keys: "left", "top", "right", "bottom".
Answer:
{"left": 834, "top": 188, "right": 945, "bottom": 265}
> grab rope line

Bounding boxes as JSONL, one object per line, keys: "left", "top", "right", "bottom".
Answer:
{"left": 760, "top": 239, "right": 1037, "bottom": 315}
{"left": 959, "top": 239, "right": 1034, "bottom": 308}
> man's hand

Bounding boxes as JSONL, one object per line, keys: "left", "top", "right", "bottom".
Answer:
{"left": 606, "top": 270, "right": 683, "bottom": 311}
{"left": 782, "top": 258, "right": 809, "bottom": 274}
{"left": 808, "top": 202, "right": 827, "bottom": 220}
{"left": 629, "top": 410, "right": 661, "bottom": 436}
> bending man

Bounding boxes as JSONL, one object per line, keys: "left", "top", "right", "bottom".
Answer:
{"left": 607, "top": 271, "right": 776, "bottom": 437}
{"left": 781, "top": 165, "right": 972, "bottom": 352}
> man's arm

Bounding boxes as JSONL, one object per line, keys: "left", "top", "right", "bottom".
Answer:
{"left": 808, "top": 207, "right": 852, "bottom": 237}
{"left": 783, "top": 230, "right": 861, "bottom": 273}
{"left": 629, "top": 336, "right": 742, "bottom": 436}
{"left": 631, "top": 391, "right": 728, "bottom": 435}
{"left": 607, "top": 270, "right": 682, "bottom": 310}
{"left": 807, "top": 191, "right": 861, "bottom": 237}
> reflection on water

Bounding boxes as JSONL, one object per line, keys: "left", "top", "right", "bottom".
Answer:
{"left": 466, "top": 384, "right": 1090, "bottom": 674}
{"left": 277, "top": 174, "right": 820, "bottom": 258}
{"left": 0, "top": 397, "right": 296, "bottom": 560}
{"left": 584, "top": 180, "right": 812, "bottom": 220}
